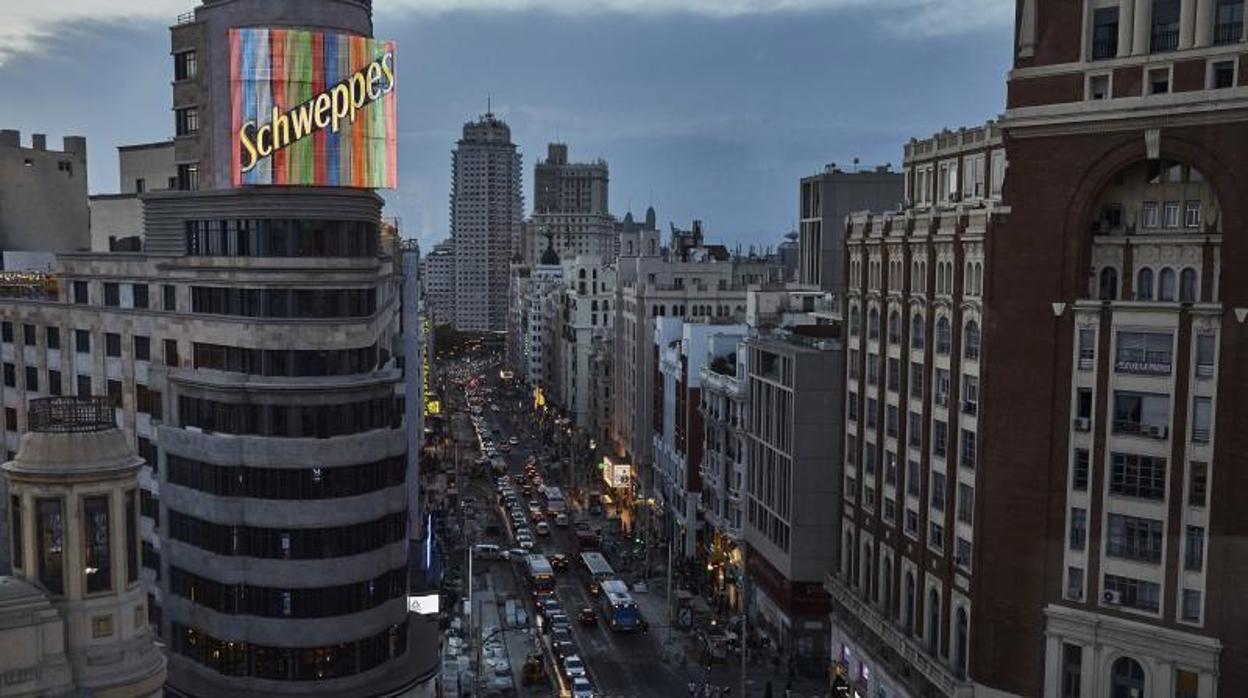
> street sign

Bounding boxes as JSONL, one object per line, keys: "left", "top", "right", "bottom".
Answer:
{"left": 678, "top": 607, "right": 692, "bottom": 628}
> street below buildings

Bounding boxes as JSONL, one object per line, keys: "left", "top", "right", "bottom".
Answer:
{"left": 428, "top": 353, "right": 829, "bottom": 698}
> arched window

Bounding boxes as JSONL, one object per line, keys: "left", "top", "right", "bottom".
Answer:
{"left": 1110, "top": 656, "right": 1145, "bottom": 698}
{"left": 911, "top": 314, "right": 925, "bottom": 350}
{"left": 1159, "top": 267, "right": 1176, "bottom": 301}
{"left": 936, "top": 317, "right": 952, "bottom": 355}
{"left": 955, "top": 607, "right": 969, "bottom": 680}
{"left": 889, "top": 311, "right": 902, "bottom": 345}
{"left": 964, "top": 320, "right": 981, "bottom": 361}
{"left": 927, "top": 589, "right": 940, "bottom": 654}
{"left": 1136, "top": 268, "right": 1154, "bottom": 300}
{"left": 1100, "top": 267, "right": 1119, "bottom": 300}
{"left": 904, "top": 573, "right": 916, "bottom": 632}
{"left": 1180, "top": 267, "right": 1197, "bottom": 303}
{"left": 868, "top": 308, "right": 881, "bottom": 340}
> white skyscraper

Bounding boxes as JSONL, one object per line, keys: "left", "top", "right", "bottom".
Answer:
{"left": 450, "top": 113, "right": 523, "bottom": 332}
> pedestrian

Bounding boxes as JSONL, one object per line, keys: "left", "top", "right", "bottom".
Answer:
{"left": 689, "top": 680, "right": 697, "bottom": 696}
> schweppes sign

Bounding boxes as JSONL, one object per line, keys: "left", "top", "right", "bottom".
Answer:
{"left": 230, "top": 28, "right": 397, "bottom": 188}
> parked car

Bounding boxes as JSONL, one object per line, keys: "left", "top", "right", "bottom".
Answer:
{"left": 571, "top": 677, "right": 596, "bottom": 698}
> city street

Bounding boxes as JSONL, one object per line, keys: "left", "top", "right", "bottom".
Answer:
{"left": 435, "top": 355, "right": 828, "bottom": 698}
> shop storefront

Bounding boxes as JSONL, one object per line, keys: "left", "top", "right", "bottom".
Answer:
{"left": 829, "top": 623, "right": 906, "bottom": 698}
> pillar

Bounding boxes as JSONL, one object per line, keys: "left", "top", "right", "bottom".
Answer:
{"left": 1120, "top": 0, "right": 1137, "bottom": 55}
{"left": 1179, "top": 0, "right": 1197, "bottom": 48}
{"left": 1194, "top": 0, "right": 1214, "bottom": 46}
{"left": 1134, "top": 0, "right": 1153, "bottom": 55}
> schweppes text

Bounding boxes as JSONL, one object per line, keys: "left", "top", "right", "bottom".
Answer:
{"left": 238, "top": 51, "right": 395, "bottom": 173}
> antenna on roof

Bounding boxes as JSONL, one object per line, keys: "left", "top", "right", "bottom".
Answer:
{"left": 487, "top": 95, "right": 492, "bottom": 116}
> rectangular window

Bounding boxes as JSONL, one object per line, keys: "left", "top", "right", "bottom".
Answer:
{"left": 177, "top": 164, "right": 199, "bottom": 191}
{"left": 105, "top": 332, "right": 122, "bottom": 358}
{"left": 933, "top": 420, "right": 948, "bottom": 458}
{"left": 175, "top": 106, "right": 199, "bottom": 136}
{"left": 103, "top": 282, "right": 120, "bottom": 307}
{"left": 959, "top": 429, "right": 976, "bottom": 470}
{"left": 1188, "top": 461, "right": 1208, "bottom": 507}
{"left": 990, "top": 150, "right": 1006, "bottom": 198}
{"left": 955, "top": 537, "right": 971, "bottom": 568}
{"left": 906, "top": 459, "right": 920, "bottom": 497}
{"left": 1112, "top": 391, "right": 1170, "bottom": 438}
{"left": 0, "top": 322, "right": 11, "bottom": 343}
{"left": 133, "top": 284, "right": 149, "bottom": 309}
{"left": 1070, "top": 507, "right": 1087, "bottom": 551}
{"left": 46, "top": 326, "right": 59, "bottom": 350}
{"left": 73, "top": 281, "right": 89, "bottom": 304}
{"left": 49, "top": 370, "right": 62, "bottom": 396}
{"left": 1143, "top": 201, "right": 1160, "bottom": 228}
{"left": 163, "top": 285, "right": 177, "bottom": 311}
{"left": 1191, "top": 397, "right": 1212, "bottom": 444}
{"left": 1163, "top": 200, "right": 1181, "bottom": 228}
{"left": 886, "top": 405, "right": 899, "bottom": 438}
{"left": 1061, "top": 643, "right": 1083, "bottom": 698}
{"left": 1184, "top": 201, "right": 1202, "bottom": 229}
{"left": 1216, "top": 0, "right": 1245, "bottom": 43}
{"left": 1091, "top": 7, "right": 1119, "bottom": 59}
{"left": 1104, "top": 573, "right": 1160, "bottom": 612}
{"left": 10, "top": 495, "right": 22, "bottom": 570}
{"left": 165, "top": 339, "right": 180, "bottom": 368}
{"left": 1151, "top": 0, "right": 1181, "bottom": 51}
{"left": 75, "top": 329, "right": 90, "bottom": 354}
{"left": 1078, "top": 328, "right": 1095, "bottom": 369}
{"left": 904, "top": 509, "right": 919, "bottom": 536}
{"left": 22, "top": 324, "right": 35, "bottom": 347}
{"left": 1185, "top": 525, "right": 1205, "bottom": 571}
{"left": 134, "top": 336, "right": 151, "bottom": 361}
{"left": 174, "top": 50, "right": 198, "bottom": 80}
{"left": 36, "top": 498, "right": 64, "bottom": 595}
{"left": 3, "top": 363, "right": 13, "bottom": 388}
{"left": 908, "top": 411, "right": 922, "bottom": 448}
{"left": 909, "top": 363, "right": 923, "bottom": 399}
{"left": 887, "top": 357, "right": 900, "bottom": 392}
{"left": 930, "top": 472, "right": 946, "bottom": 511}
{"left": 1066, "top": 567, "right": 1085, "bottom": 601}
{"left": 1106, "top": 513, "right": 1163, "bottom": 563}
{"left": 1175, "top": 669, "right": 1199, "bottom": 698}
{"left": 866, "top": 356, "right": 878, "bottom": 386}
{"left": 107, "top": 380, "right": 122, "bottom": 407}
{"left": 866, "top": 398, "right": 877, "bottom": 430}
{"left": 1181, "top": 589, "right": 1202, "bottom": 623}
{"left": 77, "top": 375, "right": 92, "bottom": 398}
{"left": 83, "top": 495, "right": 112, "bottom": 593}
{"left": 962, "top": 375, "right": 978, "bottom": 415}
{"left": 125, "top": 490, "right": 138, "bottom": 584}
{"left": 1072, "top": 449, "right": 1090, "bottom": 491}
{"left": 928, "top": 521, "right": 944, "bottom": 551}
{"left": 25, "top": 367, "right": 38, "bottom": 393}
{"left": 1116, "top": 331, "right": 1173, "bottom": 375}
{"left": 4, "top": 408, "right": 15, "bottom": 432}
{"left": 957, "top": 483, "right": 974, "bottom": 525}
{"left": 935, "top": 368, "right": 950, "bottom": 407}
{"left": 1195, "top": 334, "right": 1216, "bottom": 377}
{"left": 1088, "top": 73, "right": 1111, "bottom": 100}
{"left": 1110, "top": 452, "right": 1167, "bottom": 500}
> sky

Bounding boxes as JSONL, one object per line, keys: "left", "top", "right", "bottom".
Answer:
{"left": 0, "top": 0, "right": 1013, "bottom": 251}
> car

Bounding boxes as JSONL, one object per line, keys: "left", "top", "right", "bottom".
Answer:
{"left": 555, "top": 513, "right": 569, "bottom": 527}
{"left": 540, "top": 598, "right": 560, "bottom": 618}
{"left": 509, "top": 436, "right": 520, "bottom": 445}
{"left": 553, "top": 639, "right": 577, "bottom": 661}
{"left": 518, "top": 539, "right": 534, "bottom": 550}
{"left": 536, "top": 521, "right": 550, "bottom": 536}
{"left": 548, "top": 612, "right": 570, "bottom": 629}
{"left": 548, "top": 554, "right": 569, "bottom": 571}
{"left": 500, "top": 443, "right": 511, "bottom": 453}
{"left": 586, "top": 581, "right": 601, "bottom": 598}
{"left": 571, "top": 677, "right": 595, "bottom": 698}
{"left": 472, "top": 544, "right": 501, "bottom": 559}
{"left": 551, "top": 626, "right": 572, "bottom": 644}
{"left": 562, "top": 655, "right": 586, "bottom": 679}
{"left": 528, "top": 501, "right": 542, "bottom": 513}
{"left": 577, "top": 607, "right": 597, "bottom": 626}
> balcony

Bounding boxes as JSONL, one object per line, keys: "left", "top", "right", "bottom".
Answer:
{"left": 1215, "top": 21, "right": 1243, "bottom": 45}
{"left": 824, "top": 573, "right": 970, "bottom": 697}
{"left": 1151, "top": 28, "right": 1179, "bottom": 52}
{"left": 1112, "top": 421, "right": 1168, "bottom": 440}
{"left": 1092, "top": 37, "right": 1117, "bottom": 60}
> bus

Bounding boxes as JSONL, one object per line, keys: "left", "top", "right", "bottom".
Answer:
{"left": 542, "top": 486, "right": 566, "bottom": 515}
{"left": 597, "top": 579, "right": 641, "bottom": 632}
{"left": 527, "top": 554, "right": 555, "bottom": 594}
{"left": 579, "top": 552, "right": 615, "bottom": 582}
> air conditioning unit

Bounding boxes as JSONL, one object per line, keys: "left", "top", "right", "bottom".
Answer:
{"left": 1073, "top": 417, "right": 1091, "bottom": 432}
{"left": 1102, "top": 589, "right": 1122, "bottom": 605}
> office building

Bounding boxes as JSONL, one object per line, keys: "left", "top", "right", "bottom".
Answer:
{"left": 698, "top": 337, "right": 749, "bottom": 613}
{"left": 1, "top": 396, "right": 167, "bottom": 696}
{"left": 88, "top": 141, "right": 177, "bottom": 252}
{"left": 523, "top": 143, "right": 616, "bottom": 264}
{"left": 552, "top": 256, "right": 616, "bottom": 441}
{"left": 450, "top": 113, "right": 523, "bottom": 333}
{"left": 652, "top": 318, "right": 747, "bottom": 558}
{"left": 798, "top": 165, "right": 902, "bottom": 295}
{"left": 832, "top": 123, "right": 1002, "bottom": 696}
{"left": 0, "top": 130, "right": 90, "bottom": 256}
{"left": 421, "top": 240, "right": 456, "bottom": 326}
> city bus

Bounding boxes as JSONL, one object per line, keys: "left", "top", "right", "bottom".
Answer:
{"left": 527, "top": 554, "right": 555, "bottom": 594}
{"left": 541, "top": 486, "right": 566, "bottom": 515}
{"left": 597, "top": 579, "right": 641, "bottom": 632}
{"left": 579, "top": 552, "right": 615, "bottom": 582}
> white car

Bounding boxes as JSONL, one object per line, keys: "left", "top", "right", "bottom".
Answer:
{"left": 562, "top": 655, "right": 586, "bottom": 679}
{"left": 571, "top": 677, "right": 595, "bottom": 698}
{"left": 509, "top": 436, "right": 520, "bottom": 445}
{"left": 517, "top": 538, "right": 534, "bottom": 550}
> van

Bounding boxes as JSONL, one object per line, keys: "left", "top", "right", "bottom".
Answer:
{"left": 472, "top": 544, "right": 501, "bottom": 559}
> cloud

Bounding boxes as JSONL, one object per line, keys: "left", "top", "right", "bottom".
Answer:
{"left": 0, "top": 0, "right": 1010, "bottom": 64}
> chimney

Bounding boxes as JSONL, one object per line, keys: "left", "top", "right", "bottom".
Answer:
{"left": 31, "top": 134, "right": 46, "bottom": 151}
{"left": 0, "top": 130, "right": 19, "bottom": 148}
{"left": 63, "top": 136, "right": 87, "bottom": 159}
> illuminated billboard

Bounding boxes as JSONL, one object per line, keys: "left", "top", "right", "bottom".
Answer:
{"left": 230, "top": 28, "right": 397, "bottom": 188}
